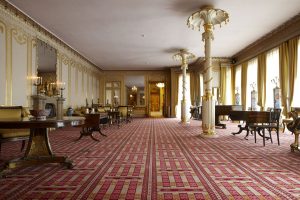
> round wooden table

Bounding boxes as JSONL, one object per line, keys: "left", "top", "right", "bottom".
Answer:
{"left": 0, "top": 117, "right": 84, "bottom": 177}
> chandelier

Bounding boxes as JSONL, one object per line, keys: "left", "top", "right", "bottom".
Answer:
{"left": 131, "top": 86, "right": 137, "bottom": 92}
{"left": 156, "top": 82, "right": 165, "bottom": 88}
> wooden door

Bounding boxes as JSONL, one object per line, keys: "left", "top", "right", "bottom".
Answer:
{"left": 150, "top": 94, "right": 160, "bottom": 111}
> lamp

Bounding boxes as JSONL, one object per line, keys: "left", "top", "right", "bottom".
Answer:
{"left": 132, "top": 86, "right": 137, "bottom": 92}
{"left": 32, "top": 76, "right": 42, "bottom": 95}
{"left": 156, "top": 82, "right": 165, "bottom": 88}
{"left": 57, "top": 82, "right": 66, "bottom": 98}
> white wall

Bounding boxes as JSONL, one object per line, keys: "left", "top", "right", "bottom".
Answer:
{"left": 0, "top": 4, "right": 101, "bottom": 108}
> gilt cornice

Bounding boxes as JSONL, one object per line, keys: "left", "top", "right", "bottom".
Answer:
{"left": 233, "top": 13, "right": 300, "bottom": 65}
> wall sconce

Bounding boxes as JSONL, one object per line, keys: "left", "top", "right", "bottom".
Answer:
{"left": 56, "top": 82, "right": 66, "bottom": 98}
{"left": 31, "top": 76, "right": 42, "bottom": 95}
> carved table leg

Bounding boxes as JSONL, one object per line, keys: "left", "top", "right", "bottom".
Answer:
{"left": 1, "top": 127, "right": 73, "bottom": 177}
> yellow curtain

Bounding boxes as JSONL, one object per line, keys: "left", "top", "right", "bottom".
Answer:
{"left": 257, "top": 53, "right": 266, "bottom": 110}
{"left": 288, "top": 37, "right": 298, "bottom": 107}
{"left": 190, "top": 71, "right": 195, "bottom": 105}
{"left": 279, "top": 42, "right": 289, "bottom": 116}
{"left": 241, "top": 62, "right": 248, "bottom": 110}
{"left": 220, "top": 67, "right": 227, "bottom": 105}
{"left": 194, "top": 72, "right": 200, "bottom": 105}
{"left": 231, "top": 66, "right": 236, "bottom": 104}
{"left": 174, "top": 73, "right": 179, "bottom": 108}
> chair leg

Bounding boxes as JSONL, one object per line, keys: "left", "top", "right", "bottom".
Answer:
{"left": 263, "top": 129, "right": 265, "bottom": 146}
{"left": 277, "top": 129, "right": 280, "bottom": 145}
{"left": 21, "top": 140, "right": 26, "bottom": 152}
{"left": 254, "top": 129, "right": 257, "bottom": 143}
{"left": 269, "top": 129, "right": 273, "bottom": 144}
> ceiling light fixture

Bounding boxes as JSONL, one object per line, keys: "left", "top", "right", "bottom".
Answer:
{"left": 156, "top": 82, "right": 165, "bottom": 88}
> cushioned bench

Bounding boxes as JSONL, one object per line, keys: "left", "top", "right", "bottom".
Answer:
{"left": 0, "top": 106, "right": 30, "bottom": 152}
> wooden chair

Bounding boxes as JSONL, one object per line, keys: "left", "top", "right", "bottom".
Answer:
{"left": 127, "top": 105, "right": 134, "bottom": 122}
{"left": 76, "top": 114, "right": 106, "bottom": 141}
{"left": 118, "top": 106, "right": 129, "bottom": 123}
{"left": 247, "top": 111, "right": 271, "bottom": 146}
{"left": 0, "top": 106, "right": 30, "bottom": 152}
{"left": 266, "top": 108, "right": 281, "bottom": 145}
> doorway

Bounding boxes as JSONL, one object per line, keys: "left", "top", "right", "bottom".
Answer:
{"left": 149, "top": 82, "right": 165, "bottom": 117}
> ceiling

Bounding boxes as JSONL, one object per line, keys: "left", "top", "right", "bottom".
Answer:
{"left": 7, "top": 0, "right": 300, "bottom": 70}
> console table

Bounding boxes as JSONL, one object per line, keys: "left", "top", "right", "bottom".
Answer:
{"left": 0, "top": 117, "right": 84, "bottom": 177}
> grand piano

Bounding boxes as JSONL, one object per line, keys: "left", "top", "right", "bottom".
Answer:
{"left": 215, "top": 105, "right": 243, "bottom": 128}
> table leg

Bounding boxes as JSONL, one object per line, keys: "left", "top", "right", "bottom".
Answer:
{"left": 1, "top": 128, "right": 73, "bottom": 177}
{"left": 291, "top": 130, "right": 299, "bottom": 152}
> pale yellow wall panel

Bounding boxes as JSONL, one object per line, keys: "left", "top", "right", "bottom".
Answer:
{"left": 0, "top": 22, "right": 6, "bottom": 105}
{"left": 70, "top": 66, "right": 76, "bottom": 107}
{"left": 61, "top": 62, "right": 68, "bottom": 108}
{"left": 77, "top": 70, "right": 83, "bottom": 107}
{"left": 11, "top": 38, "right": 27, "bottom": 106}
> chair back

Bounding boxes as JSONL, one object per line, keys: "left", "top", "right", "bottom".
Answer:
{"left": 270, "top": 108, "right": 281, "bottom": 123}
{"left": 0, "top": 106, "right": 23, "bottom": 120}
{"left": 118, "top": 106, "right": 128, "bottom": 118}
{"left": 247, "top": 111, "right": 271, "bottom": 124}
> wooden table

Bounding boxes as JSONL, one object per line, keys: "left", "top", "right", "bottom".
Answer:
{"left": 0, "top": 117, "right": 84, "bottom": 177}
{"left": 107, "top": 110, "right": 120, "bottom": 127}
{"left": 229, "top": 110, "right": 271, "bottom": 140}
{"left": 215, "top": 105, "right": 243, "bottom": 128}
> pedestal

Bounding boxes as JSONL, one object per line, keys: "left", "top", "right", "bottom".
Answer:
{"left": 31, "top": 95, "right": 47, "bottom": 110}
{"left": 181, "top": 100, "right": 189, "bottom": 123}
{"left": 201, "top": 93, "right": 215, "bottom": 136}
{"left": 251, "top": 90, "right": 257, "bottom": 111}
{"left": 273, "top": 87, "right": 281, "bottom": 109}
{"left": 56, "top": 97, "right": 65, "bottom": 120}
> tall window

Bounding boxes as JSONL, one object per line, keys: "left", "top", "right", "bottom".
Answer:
{"left": 225, "top": 67, "right": 232, "bottom": 104}
{"left": 176, "top": 73, "right": 191, "bottom": 118}
{"left": 266, "top": 48, "right": 279, "bottom": 109}
{"left": 235, "top": 65, "right": 241, "bottom": 95}
{"left": 246, "top": 58, "right": 258, "bottom": 109}
{"left": 293, "top": 39, "right": 300, "bottom": 107}
{"left": 200, "top": 73, "right": 204, "bottom": 104}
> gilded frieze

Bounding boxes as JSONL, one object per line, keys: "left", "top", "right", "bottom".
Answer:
{"left": 11, "top": 27, "right": 27, "bottom": 45}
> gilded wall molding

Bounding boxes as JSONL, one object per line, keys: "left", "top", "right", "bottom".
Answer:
{"left": 0, "top": 20, "right": 5, "bottom": 33}
{"left": 233, "top": 13, "right": 300, "bottom": 65}
{"left": 5, "top": 23, "right": 12, "bottom": 105}
{"left": 11, "top": 27, "right": 27, "bottom": 45}
{"left": 0, "top": 1, "right": 101, "bottom": 72}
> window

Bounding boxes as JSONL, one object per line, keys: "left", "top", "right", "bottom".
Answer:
{"left": 225, "top": 67, "right": 232, "bottom": 105}
{"left": 234, "top": 65, "right": 242, "bottom": 105}
{"left": 246, "top": 58, "right": 258, "bottom": 109}
{"left": 200, "top": 73, "right": 204, "bottom": 104}
{"left": 266, "top": 48, "right": 279, "bottom": 109}
{"left": 235, "top": 65, "right": 241, "bottom": 93}
{"left": 176, "top": 73, "right": 191, "bottom": 118}
{"left": 293, "top": 39, "right": 300, "bottom": 107}
{"left": 105, "top": 81, "right": 120, "bottom": 106}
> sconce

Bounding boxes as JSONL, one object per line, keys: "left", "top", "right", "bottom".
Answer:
{"left": 56, "top": 82, "right": 66, "bottom": 98}
{"left": 31, "top": 76, "right": 42, "bottom": 95}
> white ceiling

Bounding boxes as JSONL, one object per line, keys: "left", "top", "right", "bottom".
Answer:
{"left": 8, "top": 0, "right": 300, "bottom": 70}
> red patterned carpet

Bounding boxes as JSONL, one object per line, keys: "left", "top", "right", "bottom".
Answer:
{"left": 1, "top": 118, "right": 300, "bottom": 200}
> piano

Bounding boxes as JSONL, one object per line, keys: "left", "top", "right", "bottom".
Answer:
{"left": 215, "top": 105, "right": 243, "bottom": 129}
